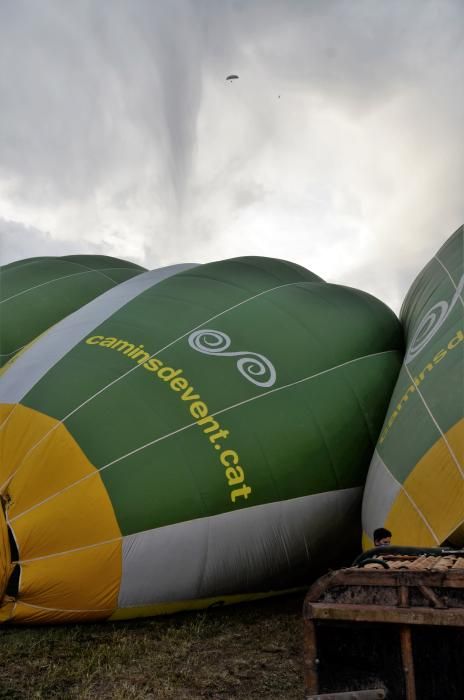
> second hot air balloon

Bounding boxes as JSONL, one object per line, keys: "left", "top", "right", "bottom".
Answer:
{"left": 362, "top": 226, "right": 464, "bottom": 549}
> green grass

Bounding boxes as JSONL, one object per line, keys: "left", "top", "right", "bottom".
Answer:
{"left": 0, "top": 593, "right": 306, "bottom": 699}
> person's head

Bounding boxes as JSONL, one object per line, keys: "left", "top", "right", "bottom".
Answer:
{"left": 373, "top": 527, "right": 392, "bottom": 546}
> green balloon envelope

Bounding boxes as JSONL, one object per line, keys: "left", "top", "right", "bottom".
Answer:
{"left": 0, "top": 254, "right": 146, "bottom": 368}
{"left": 0, "top": 256, "right": 402, "bottom": 623}
{"left": 362, "top": 226, "right": 464, "bottom": 549}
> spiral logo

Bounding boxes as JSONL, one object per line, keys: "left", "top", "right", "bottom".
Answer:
{"left": 188, "top": 329, "right": 276, "bottom": 388}
{"left": 405, "top": 273, "right": 464, "bottom": 364}
{"left": 188, "top": 329, "right": 231, "bottom": 354}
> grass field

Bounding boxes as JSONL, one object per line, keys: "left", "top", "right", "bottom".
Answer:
{"left": 0, "top": 592, "right": 306, "bottom": 699}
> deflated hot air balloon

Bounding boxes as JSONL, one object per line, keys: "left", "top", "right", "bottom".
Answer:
{"left": 0, "top": 257, "right": 402, "bottom": 623}
{"left": 362, "top": 226, "right": 464, "bottom": 549}
{"left": 0, "top": 255, "right": 146, "bottom": 368}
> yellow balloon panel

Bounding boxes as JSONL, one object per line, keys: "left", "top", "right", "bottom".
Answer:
{"left": 385, "top": 420, "right": 464, "bottom": 546}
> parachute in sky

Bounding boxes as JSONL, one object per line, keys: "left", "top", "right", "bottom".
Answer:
{"left": 0, "top": 256, "right": 403, "bottom": 623}
{"left": 362, "top": 226, "right": 464, "bottom": 549}
{"left": 226, "top": 74, "right": 239, "bottom": 81}
{"left": 0, "top": 255, "right": 146, "bottom": 369}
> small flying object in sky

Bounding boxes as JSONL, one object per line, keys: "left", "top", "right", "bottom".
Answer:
{"left": 226, "top": 74, "right": 239, "bottom": 81}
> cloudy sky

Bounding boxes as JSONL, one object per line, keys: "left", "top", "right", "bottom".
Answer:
{"left": 0, "top": 0, "right": 462, "bottom": 312}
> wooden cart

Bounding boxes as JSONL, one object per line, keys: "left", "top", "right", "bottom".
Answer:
{"left": 303, "top": 546, "right": 464, "bottom": 699}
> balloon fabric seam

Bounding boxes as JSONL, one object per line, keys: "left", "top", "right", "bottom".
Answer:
{"left": 85, "top": 334, "right": 252, "bottom": 504}
{"left": 379, "top": 327, "right": 463, "bottom": 444}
